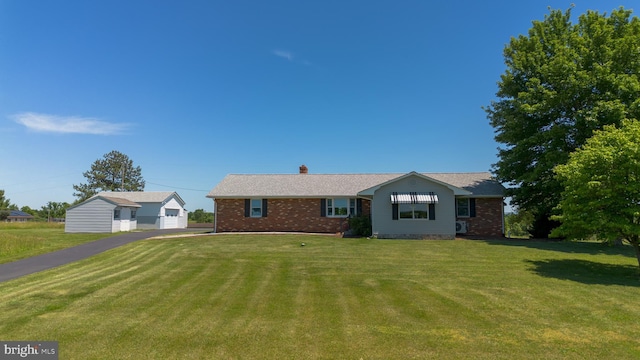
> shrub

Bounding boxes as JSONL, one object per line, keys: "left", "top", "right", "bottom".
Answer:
{"left": 348, "top": 215, "right": 372, "bottom": 237}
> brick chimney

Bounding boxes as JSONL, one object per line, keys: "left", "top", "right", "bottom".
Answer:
{"left": 299, "top": 164, "right": 308, "bottom": 174}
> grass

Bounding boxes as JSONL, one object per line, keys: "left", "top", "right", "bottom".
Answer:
{"left": 0, "top": 222, "right": 114, "bottom": 264}
{"left": 0, "top": 234, "right": 639, "bottom": 359}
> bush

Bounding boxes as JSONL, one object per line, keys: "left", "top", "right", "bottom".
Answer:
{"left": 348, "top": 215, "right": 372, "bottom": 237}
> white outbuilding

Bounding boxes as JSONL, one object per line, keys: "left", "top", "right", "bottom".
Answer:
{"left": 95, "top": 191, "right": 188, "bottom": 230}
{"left": 65, "top": 195, "right": 141, "bottom": 233}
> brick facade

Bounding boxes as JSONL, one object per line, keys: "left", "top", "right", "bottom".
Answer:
{"left": 456, "top": 198, "right": 504, "bottom": 237}
{"left": 215, "top": 198, "right": 371, "bottom": 233}
{"left": 216, "top": 197, "right": 503, "bottom": 237}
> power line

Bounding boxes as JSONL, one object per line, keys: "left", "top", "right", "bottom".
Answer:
{"left": 145, "top": 181, "right": 209, "bottom": 192}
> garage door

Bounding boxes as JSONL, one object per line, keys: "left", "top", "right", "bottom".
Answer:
{"left": 164, "top": 209, "right": 179, "bottom": 228}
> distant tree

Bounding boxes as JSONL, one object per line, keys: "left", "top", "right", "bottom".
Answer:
{"left": 188, "top": 209, "right": 214, "bottom": 223}
{"left": 40, "top": 201, "right": 70, "bottom": 220}
{"left": 0, "top": 190, "right": 16, "bottom": 210}
{"left": 485, "top": 7, "right": 640, "bottom": 238}
{"left": 505, "top": 210, "right": 534, "bottom": 238}
{"left": 73, "top": 150, "right": 145, "bottom": 202}
{"left": 20, "top": 206, "right": 36, "bottom": 215}
{"left": 553, "top": 120, "right": 640, "bottom": 268}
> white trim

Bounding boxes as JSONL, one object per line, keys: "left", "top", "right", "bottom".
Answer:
{"left": 326, "top": 197, "right": 350, "bottom": 218}
{"left": 358, "top": 172, "right": 472, "bottom": 197}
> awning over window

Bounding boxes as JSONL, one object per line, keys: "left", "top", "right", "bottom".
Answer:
{"left": 390, "top": 192, "right": 438, "bottom": 204}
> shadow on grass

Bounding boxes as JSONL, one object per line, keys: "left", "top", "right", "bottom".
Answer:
{"left": 526, "top": 259, "right": 640, "bottom": 286}
{"left": 480, "top": 238, "right": 636, "bottom": 258}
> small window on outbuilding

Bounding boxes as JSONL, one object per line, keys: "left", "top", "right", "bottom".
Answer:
{"left": 114, "top": 209, "right": 121, "bottom": 220}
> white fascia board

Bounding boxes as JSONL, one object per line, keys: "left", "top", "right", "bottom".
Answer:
{"left": 357, "top": 171, "right": 472, "bottom": 197}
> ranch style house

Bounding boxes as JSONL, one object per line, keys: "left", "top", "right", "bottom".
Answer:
{"left": 6, "top": 210, "right": 35, "bottom": 222}
{"left": 207, "top": 165, "right": 505, "bottom": 239}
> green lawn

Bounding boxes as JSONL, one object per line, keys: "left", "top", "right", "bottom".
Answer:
{"left": 0, "top": 223, "right": 114, "bottom": 264}
{"left": 0, "top": 234, "right": 639, "bottom": 359}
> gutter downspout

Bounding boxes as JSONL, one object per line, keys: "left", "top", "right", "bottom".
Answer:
{"left": 502, "top": 198, "right": 505, "bottom": 237}
{"left": 213, "top": 199, "right": 218, "bottom": 233}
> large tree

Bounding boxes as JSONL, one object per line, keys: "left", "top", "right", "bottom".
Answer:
{"left": 553, "top": 120, "right": 640, "bottom": 268}
{"left": 485, "top": 7, "right": 640, "bottom": 237}
{"left": 73, "top": 150, "right": 145, "bottom": 202}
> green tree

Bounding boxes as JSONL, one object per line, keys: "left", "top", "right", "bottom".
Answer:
{"left": 485, "top": 7, "right": 640, "bottom": 237}
{"left": 73, "top": 150, "right": 145, "bottom": 202}
{"left": 188, "top": 209, "right": 214, "bottom": 223}
{"left": 553, "top": 120, "right": 640, "bottom": 268}
{"left": 0, "top": 190, "right": 16, "bottom": 210}
{"left": 40, "top": 201, "right": 70, "bottom": 220}
{"left": 20, "top": 206, "right": 36, "bottom": 215}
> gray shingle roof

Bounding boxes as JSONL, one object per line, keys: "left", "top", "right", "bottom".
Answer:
{"left": 207, "top": 172, "right": 504, "bottom": 198}
{"left": 99, "top": 196, "right": 142, "bottom": 208}
{"left": 96, "top": 191, "right": 184, "bottom": 205}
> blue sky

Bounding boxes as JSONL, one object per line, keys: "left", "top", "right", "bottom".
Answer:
{"left": 0, "top": 0, "right": 633, "bottom": 212}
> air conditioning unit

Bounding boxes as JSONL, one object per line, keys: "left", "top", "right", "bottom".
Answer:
{"left": 455, "top": 221, "right": 467, "bottom": 234}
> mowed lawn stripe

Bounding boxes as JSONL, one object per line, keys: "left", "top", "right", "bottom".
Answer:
{"left": 0, "top": 235, "right": 639, "bottom": 359}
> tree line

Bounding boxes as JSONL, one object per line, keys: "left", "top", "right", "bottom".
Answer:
{"left": 0, "top": 190, "right": 69, "bottom": 221}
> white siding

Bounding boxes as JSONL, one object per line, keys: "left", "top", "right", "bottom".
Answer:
{"left": 178, "top": 208, "right": 188, "bottom": 228}
{"left": 66, "top": 198, "right": 139, "bottom": 233}
{"left": 114, "top": 208, "right": 136, "bottom": 232}
{"left": 372, "top": 174, "right": 456, "bottom": 239}
{"left": 162, "top": 197, "right": 187, "bottom": 229}
{"left": 65, "top": 198, "right": 116, "bottom": 233}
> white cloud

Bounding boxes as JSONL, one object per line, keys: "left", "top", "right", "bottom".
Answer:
{"left": 272, "top": 49, "right": 293, "bottom": 61}
{"left": 12, "top": 112, "right": 130, "bottom": 135}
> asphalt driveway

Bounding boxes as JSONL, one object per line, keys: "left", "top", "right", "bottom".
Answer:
{"left": 0, "top": 228, "right": 198, "bottom": 283}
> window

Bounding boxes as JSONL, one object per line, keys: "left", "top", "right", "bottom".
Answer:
{"left": 245, "top": 199, "right": 267, "bottom": 217}
{"left": 457, "top": 198, "right": 470, "bottom": 217}
{"left": 326, "top": 198, "right": 351, "bottom": 217}
{"left": 114, "top": 209, "right": 121, "bottom": 220}
{"left": 131, "top": 210, "right": 137, "bottom": 219}
{"left": 322, "top": 198, "right": 359, "bottom": 217}
{"left": 457, "top": 198, "right": 476, "bottom": 217}
{"left": 399, "top": 203, "right": 428, "bottom": 219}
{"left": 250, "top": 199, "right": 262, "bottom": 217}
{"left": 166, "top": 209, "right": 179, "bottom": 217}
